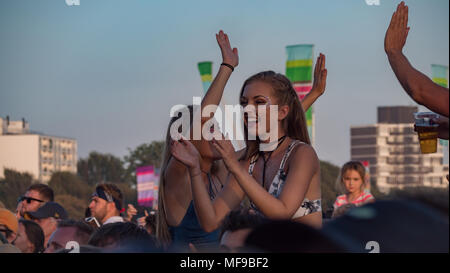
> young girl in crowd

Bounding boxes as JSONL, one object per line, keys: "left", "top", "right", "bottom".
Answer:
{"left": 170, "top": 68, "right": 327, "bottom": 233}
{"left": 332, "top": 161, "right": 375, "bottom": 218}
{"left": 158, "top": 31, "right": 327, "bottom": 250}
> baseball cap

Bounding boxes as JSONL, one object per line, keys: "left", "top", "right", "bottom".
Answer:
{"left": 0, "top": 209, "right": 18, "bottom": 234}
{"left": 24, "top": 202, "right": 68, "bottom": 220}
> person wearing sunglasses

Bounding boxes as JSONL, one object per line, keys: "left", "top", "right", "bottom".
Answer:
{"left": 88, "top": 184, "right": 125, "bottom": 226}
{"left": 17, "top": 183, "right": 54, "bottom": 218}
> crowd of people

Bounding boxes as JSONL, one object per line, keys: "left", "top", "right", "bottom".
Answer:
{"left": 1, "top": 1, "right": 448, "bottom": 253}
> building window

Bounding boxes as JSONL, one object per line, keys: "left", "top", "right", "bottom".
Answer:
{"left": 351, "top": 127, "right": 377, "bottom": 136}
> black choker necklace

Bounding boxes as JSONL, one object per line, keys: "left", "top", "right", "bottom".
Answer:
{"left": 259, "top": 135, "right": 287, "bottom": 189}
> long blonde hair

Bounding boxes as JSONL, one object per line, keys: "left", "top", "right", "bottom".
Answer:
{"left": 239, "top": 71, "right": 311, "bottom": 160}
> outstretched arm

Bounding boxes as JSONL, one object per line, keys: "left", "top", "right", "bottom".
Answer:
{"left": 201, "top": 30, "right": 239, "bottom": 121}
{"left": 385, "top": 1, "right": 449, "bottom": 117}
{"left": 301, "top": 53, "right": 328, "bottom": 112}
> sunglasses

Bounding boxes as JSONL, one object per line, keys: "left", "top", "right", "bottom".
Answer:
{"left": 18, "top": 196, "right": 45, "bottom": 204}
{"left": 85, "top": 217, "right": 101, "bottom": 228}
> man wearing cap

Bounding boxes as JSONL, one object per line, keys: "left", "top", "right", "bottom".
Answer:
{"left": 24, "top": 201, "right": 68, "bottom": 248}
{"left": 89, "top": 183, "right": 125, "bottom": 226}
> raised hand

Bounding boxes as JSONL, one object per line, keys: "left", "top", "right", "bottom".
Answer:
{"left": 125, "top": 204, "right": 137, "bottom": 222}
{"left": 170, "top": 137, "right": 201, "bottom": 170}
{"left": 311, "top": 53, "right": 327, "bottom": 96}
{"left": 385, "top": 1, "right": 410, "bottom": 55}
{"left": 216, "top": 30, "right": 239, "bottom": 68}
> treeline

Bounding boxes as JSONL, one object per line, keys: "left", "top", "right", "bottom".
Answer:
{"left": 0, "top": 141, "right": 165, "bottom": 219}
{"left": 2, "top": 140, "right": 446, "bottom": 219}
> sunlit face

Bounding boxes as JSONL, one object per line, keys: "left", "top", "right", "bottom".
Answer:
{"left": 240, "top": 81, "right": 288, "bottom": 140}
{"left": 20, "top": 190, "right": 45, "bottom": 217}
{"left": 88, "top": 197, "right": 108, "bottom": 224}
{"left": 241, "top": 81, "right": 274, "bottom": 137}
{"left": 343, "top": 170, "right": 364, "bottom": 194}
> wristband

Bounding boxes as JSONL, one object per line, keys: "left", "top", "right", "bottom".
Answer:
{"left": 221, "top": 63, "right": 234, "bottom": 72}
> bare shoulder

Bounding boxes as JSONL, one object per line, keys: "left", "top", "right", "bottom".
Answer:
{"left": 289, "top": 142, "right": 319, "bottom": 169}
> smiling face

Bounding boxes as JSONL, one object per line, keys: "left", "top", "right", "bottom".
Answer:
{"left": 240, "top": 80, "right": 289, "bottom": 141}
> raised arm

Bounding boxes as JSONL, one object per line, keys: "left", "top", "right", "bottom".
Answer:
{"left": 201, "top": 30, "right": 239, "bottom": 121}
{"left": 301, "top": 53, "right": 327, "bottom": 112}
{"left": 212, "top": 137, "right": 319, "bottom": 220}
{"left": 170, "top": 137, "right": 245, "bottom": 232}
{"left": 385, "top": 2, "right": 449, "bottom": 117}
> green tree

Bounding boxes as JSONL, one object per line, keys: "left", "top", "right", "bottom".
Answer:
{"left": 77, "top": 151, "right": 127, "bottom": 186}
{"left": 55, "top": 194, "right": 88, "bottom": 220}
{"left": 48, "top": 171, "right": 93, "bottom": 201}
{"left": 0, "top": 169, "right": 34, "bottom": 211}
{"left": 319, "top": 160, "right": 341, "bottom": 214}
{"left": 124, "top": 141, "right": 165, "bottom": 184}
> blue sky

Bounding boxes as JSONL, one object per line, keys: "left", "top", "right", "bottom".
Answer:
{"left": 0, "top": 0, "right": 448, "bottom": 167}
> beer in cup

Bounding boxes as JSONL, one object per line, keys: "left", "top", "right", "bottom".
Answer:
{"left": 414, "top": 112, "right": 439, "bottom": 154}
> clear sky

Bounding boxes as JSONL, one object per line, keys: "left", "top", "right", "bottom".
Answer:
{"left": 0, "top": 0, "right": 448, "bottom": 167}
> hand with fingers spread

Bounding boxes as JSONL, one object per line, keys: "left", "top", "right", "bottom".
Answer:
{"left": 385, "top": 1, "right": 410, "bottom": 55}
{"left": 216, "top": 30, "right": 239, "bottom": 69}
{"left": 311, "top": 53, "right": 328, "bottom": 96}
{"left": 211, "top": 135, "right": 239, "bottom": 173}
{"left": 170, "top": 137, "right": 202, "bottom": 172}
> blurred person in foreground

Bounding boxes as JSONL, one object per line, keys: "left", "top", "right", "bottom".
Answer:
{"left": 219, "top": 209, "right": 265, "bottom": 253}
{"left": 385, "top": 1, "right": 449, "bottom": 118}
{"left": 88, "top": 221, "right": 158, "bottom": 253}
{"left": 13, "top": 219, "right": 45, "bottom": 253}
{"left": 24, "top": 201, "right": 68, "bottom": 248}
{"left": 45, "top": 219, "right": 94, "bottom": 253}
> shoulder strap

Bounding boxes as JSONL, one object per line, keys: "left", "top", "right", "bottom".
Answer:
{"left": 248, "top": 154, "right": 259, "bottom": 175}
{"left": 279, "top": 140, "right": 303, "bottom": 170}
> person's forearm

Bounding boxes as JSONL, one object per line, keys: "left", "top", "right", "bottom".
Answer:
{"left": 229, "top": 164, "right": 291, "bottom": 219}
{"left": 189, "top": 167, "right": 223, "bottom": 232}
{"left": 201, "top": 66, "right": 233, "bottom": 120}
{"left": 387, "top": 52, "right": 439, "bottom": 106}
{"left": 301, "top": 90, "right": 322, "bottom": 112}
